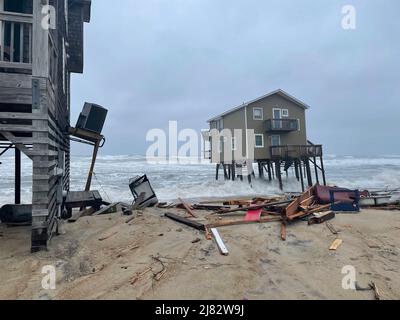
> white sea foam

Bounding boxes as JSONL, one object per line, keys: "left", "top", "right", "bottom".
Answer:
{"left": 1, "top": 155, "right": 400, "bottom": 205}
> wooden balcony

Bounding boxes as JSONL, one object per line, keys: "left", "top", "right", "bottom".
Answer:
{"left": 0, "top": 11, "right": 33, "bottom": 73}
{"left": 265, "top": 119, "right": 299, "bottom": 132}
{"left": 270, "top": 144, "right": 323, "bottom": 159}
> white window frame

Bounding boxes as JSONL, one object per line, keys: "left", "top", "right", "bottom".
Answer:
{"left": 297, "top": 119, "right": 301, "bottom": 131}
{"left": 253, "top": 107, "right": 264, "bottom": 121}
{"left": 282, "top": 109, "right": 289, "bottom": 117}
{"left": 270, "top": 135, "right": 281, "bottom": 147}
{"left": 254, "top": 134, "right": 264, "bottom": 148}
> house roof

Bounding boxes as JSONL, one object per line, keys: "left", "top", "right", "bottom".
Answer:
{"left": 207, "top": 89, "right": 310, "bottom": 122}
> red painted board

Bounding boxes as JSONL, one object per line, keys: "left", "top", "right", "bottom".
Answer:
{"left": 245, "top": 209, "right": 262, "bottom": 222}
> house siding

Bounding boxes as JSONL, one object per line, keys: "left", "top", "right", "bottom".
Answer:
{"left": 209, "top": 92, "right": 308, "bottom": 162}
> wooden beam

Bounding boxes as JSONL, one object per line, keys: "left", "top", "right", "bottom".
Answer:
{"left": 15, "top": 148, "right": 21, "bottom": 204}
{"left": 165, "top": 212, "right": 206, "bottom": 231}
{"left": 179, "top": 198, "right": 197, "bottom": 218}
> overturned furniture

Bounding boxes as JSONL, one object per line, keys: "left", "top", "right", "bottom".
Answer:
{"left": 129, "top": 175, "right": 158, "bottom": 209}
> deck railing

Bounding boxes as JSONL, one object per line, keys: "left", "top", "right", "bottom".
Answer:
{"left": 265, "top": 119, "right": 299, "bottom": 132}
{"left": 270, "top": 144, "right": 323, "bottom": 159}
{"left": 0, "top": 11, "right": 33, "bottom": 71}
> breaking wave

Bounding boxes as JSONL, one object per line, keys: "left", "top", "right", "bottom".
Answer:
{"left": 1, "top": 154, "right": 400, "bottom": 204}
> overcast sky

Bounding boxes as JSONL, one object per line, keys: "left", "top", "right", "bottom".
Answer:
{"left": 70, "top": 0, "right": 400, "bottom": 156}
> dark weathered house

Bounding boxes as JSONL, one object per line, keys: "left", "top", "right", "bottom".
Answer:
{"left": 205, "top": 89, "right": 326, "bottom": 190}
{"left": 0, "top": 0, "right": 92, "bottom": 251}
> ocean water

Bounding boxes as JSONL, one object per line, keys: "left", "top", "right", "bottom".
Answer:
{"left": 1, "top": 154, "right": 400, "bottom": 205}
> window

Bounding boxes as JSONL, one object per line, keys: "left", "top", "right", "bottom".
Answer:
{"left": 253, "top": 108, "right": 263, "bottom": 120}
{"left": 216, "top": 119, "right": 224, "bottom": 131}
{"left": 282, "top": 109, "right": 289, "bottom": 117}
{"left": 271, "top": 135, "right": 281, "bottom": 147}
{"left": 255, "top": 134, "right": 264, "bottom": 148}
{"left": 232, "top": 137, "right": 237, "bottom": 151}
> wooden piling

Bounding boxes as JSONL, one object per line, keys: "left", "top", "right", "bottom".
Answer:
{"left": 15, "top": 148, "right": 21, "bottom": 205}
{"left": 313, "top": 156, "right": 320, "bottom": 185}
{"left": 305, "top": 158, "right": 313, "bottom": 187}
{"left": 275, "top": 161, "right": 283, "bottom": 190}
{"left": 298, "top": 159, "right": 305, "bottom": 192}
{"left": 320, "top": 156, "right": 327, "bottom": 186}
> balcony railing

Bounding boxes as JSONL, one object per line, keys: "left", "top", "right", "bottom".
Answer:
{"left": 270, "top": 145, "right": 323, "bottom": 159}
{"left": 0, "top": 11, "right": 33, "bottom": 72}
{"left": 265, "top": 119, "right": 299, "bottom": 132}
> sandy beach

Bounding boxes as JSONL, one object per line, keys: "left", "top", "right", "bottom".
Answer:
{"left": 0, "top": 205, "right": 399, "bottom": 300}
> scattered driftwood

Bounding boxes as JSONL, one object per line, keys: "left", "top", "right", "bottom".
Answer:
{"left": 210, "top": 228, "right": 229, "bottom": 256}
{"left": 165, "top": 212, "right": 206, "bottom": 231}
{"left": 329, "top": 239, "right": 343, "bottom": 251}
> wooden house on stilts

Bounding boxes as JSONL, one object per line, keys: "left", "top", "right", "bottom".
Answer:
{"left": 204, "top": 89, "right": 327, "bottom": 191}
{"left": 0, "top": 0, "right": 92, "bottom": 251}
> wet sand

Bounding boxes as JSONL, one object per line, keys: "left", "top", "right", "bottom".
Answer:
{"left": 0, "top": 207, "right": 399, "bottom": 300}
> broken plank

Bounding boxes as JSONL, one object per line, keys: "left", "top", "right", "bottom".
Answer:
{"left": 207, "top": 217, "right": 281, "bottom": 228}
{"left": 92, "top": 203, "right": 119, "bottom": 216}
{"left": 165, "top": 212, "right": 205, "bottom": 231}
{"left": 210, "top": 228, "right": 229, "bottom": 256}
{"left": 308, "top": 211, "right": 336, "bottom": 225}
{"left": 329, "top": 239, "right": 343, "bottom": 251}
{"left": 178, "top": 198, "right": 197, "bottom": 218}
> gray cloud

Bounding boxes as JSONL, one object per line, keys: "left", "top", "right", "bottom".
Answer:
{"left": 70, "top": 0, "right": 400, "bottom": 156}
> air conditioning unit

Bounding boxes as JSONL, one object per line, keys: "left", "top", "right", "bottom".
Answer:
{"left": 76, "top": 102, "right": 108, "bottom": 134}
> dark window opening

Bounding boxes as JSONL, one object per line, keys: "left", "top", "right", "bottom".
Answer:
{"left": 4, "top": 0, "right": 33, "bottom": 14}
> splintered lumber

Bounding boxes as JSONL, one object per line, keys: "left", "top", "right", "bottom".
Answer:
{"left": 308, "top": 211, "right": 336, "bottom": 225}
{"left": 179, "top": 198, "right": 197, "bottom": 218}
{"left": 285, "top": 186, "right": 315, "bottom": 218}
{"left": 329, "top": 239, "right": 343, "bottom": 251}
{"left": 165, "top": 212, "right": 206, "bottom": 231}
{"left": 216, "top": 201, "right": 288, "bottom": 215}
{"left": 207, "top": 216, "right": 281, "bottom": 228}
{"left": 211, "top": 228, "right": 229, "bottom": 256}
{"left": 300, "top": 196, "right": 316, "bottom": 207}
